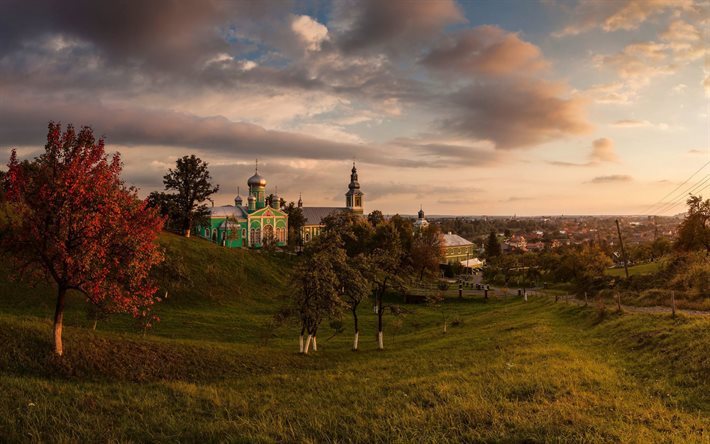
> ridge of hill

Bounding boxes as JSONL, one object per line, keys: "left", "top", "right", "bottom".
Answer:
{"left": 0, "top": 233, "right": 708, "bottom": 442}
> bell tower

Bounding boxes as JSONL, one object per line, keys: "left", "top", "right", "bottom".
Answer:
{"left": 345, "top": 162, "right": 364, "bottom": 214}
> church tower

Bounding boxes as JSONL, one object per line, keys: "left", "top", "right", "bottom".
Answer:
{"left": 345, "top": 162, "right": 364, "bottom": 214}
{"left": 247, "top": 160, "right": 267, "bottom": 211}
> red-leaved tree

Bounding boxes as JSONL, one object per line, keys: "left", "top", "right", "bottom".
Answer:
{"left": 2, "top": 122, "right": 165, "bottom": 356}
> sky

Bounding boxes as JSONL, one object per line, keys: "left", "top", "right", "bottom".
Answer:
{"left": 0, "top": 0, "right": 708, "bottom": 216}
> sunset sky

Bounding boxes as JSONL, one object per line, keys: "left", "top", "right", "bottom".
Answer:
{"left": 1, "top": 0, "right": 707, "bottom": 215}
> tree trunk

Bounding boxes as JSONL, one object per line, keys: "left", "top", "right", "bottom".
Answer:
{"left": 92, "top": 319, "right": 98, "bottom": 331}
{"left": 303, "top": 334, "right": 313, "bottom": 354}
{"left": 443, "top": 320, "right": 447, "bottom": 334}
{"left": 53, "top": 287, "right": 67, "bottom": 356}
{"left": 299, "top": 325, "right": 305, "bottom": 353}
{"left": 377, "top": 331, "right": 384, "bottom": 350}
{"left": 184, "top": 228, "right": 191, "bottom": 238}
{"left": 352, "top": 308, "right": 359, "bottom": 351}
{"left": 312, "top": 336, "right": 318, "bottom": 352}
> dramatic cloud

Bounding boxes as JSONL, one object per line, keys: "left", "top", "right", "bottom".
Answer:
{"left": 334, "top": 0, "right": 465, "bottom": 53}
{"left": 554, "top": 0, "right": 694, "bottom": 36}
{"left": 588, "top": 175, "right": 633, "bottom": 184}
{"left": 421, "top": 26, "right": 547, "bottom": 76}
{"left": 0, "top": 95, "right": 412, "bottom": 166}
{"left": 440, "top": 79, "right": 592, "bottom": 149}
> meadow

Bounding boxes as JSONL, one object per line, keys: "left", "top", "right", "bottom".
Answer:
{"left": 0, "top": 233, "right": 708, "bottom": 442}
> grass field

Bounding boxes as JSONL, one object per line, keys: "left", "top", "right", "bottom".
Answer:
{"left": 1, "top": 233, "right": 708, "bottom": 442}
{"left": 605, "top": 262, "right": 661, "bottom": 277}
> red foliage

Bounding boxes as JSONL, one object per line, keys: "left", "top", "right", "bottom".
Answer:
{"left": 3, "top": 122, "right": 165, "bottom": 328}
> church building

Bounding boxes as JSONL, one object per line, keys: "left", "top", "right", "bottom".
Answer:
{"left": 299, "top": 163, "right": 365, "bottom": 242}
{"left": 198, "top": 164, "right": 288, "bottom": 248}
{"left": 198, "top": 162, "right": 364, "bottom": 248}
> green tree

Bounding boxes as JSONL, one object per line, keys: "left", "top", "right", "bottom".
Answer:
{"left": 675, "top": 194, "right": 710, "bottom": 255}
{"left": 321, "top": 211, "right": 373, "bottom": 350}
{"left": 284, "top": 202, "right": 306, "bottom": 250}
{"left": 162, "top": 155, "right": 219, "bottom": 237}
{"left": 369, "top": 221, "right": 410, "bottom": 350}
{"left": 367, "top": 209, "right": 385, "bottom": 227}
{"left": 412, "top": 224, "right": 444, "bottom": 281}
{"left": 291, "top": 232, "right": 347, "bottom": 354}
{"left": 485, "top": 231, "right": 502, "bottom": 258}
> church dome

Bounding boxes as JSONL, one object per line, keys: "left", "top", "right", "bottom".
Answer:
{"left": 418, "top": 208, "right": 425, "bottom": 219}
{"left": 248, "top": 173, "right": 266, "bottom": 187}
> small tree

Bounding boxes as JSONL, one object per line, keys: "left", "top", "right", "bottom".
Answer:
{"left": 369, "top": 221, "right": 409, "bottom": 350}
{"left": 412, "top": 224, "right": 445, "bottom": 281}
{"left": 426, "top": 291, "right": 449, "bottom": 334}
{"left": 162, "top": 155, "right": 219, "bottom": 237}
{"left": 485, "top": 230, "right": 502, "bottom": 258}
{"left": 320, "top": 211, "right": 373, "bottom": 351}
{"left": 675, "top": 194, "right": 709, "bottom": 255}
{"left": 284, "top": 202, "right": 306, "bottom": 250}
{"left": 367, "top": 210, "right": 385, "bottom": 227}
{"left": 291, "top": 232, "right": 347, "bottom": 354}
{"left": 2, "top": 123, "right": 165, "bottom": 355}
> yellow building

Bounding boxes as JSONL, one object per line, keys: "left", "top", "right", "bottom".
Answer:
{"left": 442, "top": 232, "right": 476, "bottom": 264}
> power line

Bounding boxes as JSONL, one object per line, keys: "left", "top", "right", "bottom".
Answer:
{"left": 660, "top": 183, "right": 710, "bottom": 215}
{"left": 652, "top": 175, "right": 710, "bottom": 215}
{"left": 642, "top": 160, "right": 709, "bottom": 215}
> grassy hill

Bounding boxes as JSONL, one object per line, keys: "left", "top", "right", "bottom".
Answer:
{"left": 0, "top": 233, "right": 708, "bottom": 442}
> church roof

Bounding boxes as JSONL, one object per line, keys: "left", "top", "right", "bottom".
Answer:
{"left": 210, "top": 205, "right": 249, "bottom": 218}
{"left": 443, "top": 233, "right": 473, "bottom": 247}
{"left": 301, "top": 207, "right": 349, "bottom": 226}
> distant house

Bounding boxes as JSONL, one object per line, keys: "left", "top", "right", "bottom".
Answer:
{"left": 442, "top": 232, "right": 475, "bottom": 264}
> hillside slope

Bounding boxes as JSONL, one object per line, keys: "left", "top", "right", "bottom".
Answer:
{"left": 0, "top": 233, "right": 708, "bottom": 442}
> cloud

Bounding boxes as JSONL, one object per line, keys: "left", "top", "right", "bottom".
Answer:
{"left": 590, "top": 138, "right": 619, "bottom": 162}
{"left": 581, "top": 82, "right": 637, "bottom": 104}
{"left": 548, "top": 137, "right": 619, "bottom": 167}
{"left": 611, "top": 119, "right": 672, "bottom": 130}
{"left": 439, "top": 79, "right": 592, "bottom": 149}
{"left": 334, "top": 0, "right": 465, "bottom": 53}
{"left": 612, "top": 119, "right": 652, "bottom": 127}
{"left": 291, "top": 15, "right": 329, "bottom": 51}
{"left": 421, "top": 25, "right": 547, "bottom": 76}
{"left": 554, "top": 0, "right": 693, "bottom": 36}
{"left": 0, "top": 0, "right": 287, "bottom": 70}
{"left": 0, "top": 94, "right": 425, "bottom": 167}
{"left": 587, "top": 175, "right": 633, "bottom": 184}
{"left": 360, "top": 182, "right": 482, "bottom": 202}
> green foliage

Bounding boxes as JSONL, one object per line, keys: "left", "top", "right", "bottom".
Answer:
{"left": 485, "top": 231, "right": 501, "bottom": 258}
{"left": 161, "top": 155, "right": 219, "bottom": 235}
{"left": 675, "top": 194, "right": 710, "bottom": 254}
{"left": 283, "top": 202, "right": 306, "bottom": 249}
{"left": 367, "top": 209, "right": 384, "bottom": 227}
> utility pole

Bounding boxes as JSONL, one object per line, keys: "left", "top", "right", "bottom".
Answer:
{"left": 615, "top": 219, "right": 629, "bottom": 279}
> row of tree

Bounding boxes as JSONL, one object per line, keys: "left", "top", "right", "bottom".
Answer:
{"left": 287, "top": 212, "right": 444, "bottom": 353}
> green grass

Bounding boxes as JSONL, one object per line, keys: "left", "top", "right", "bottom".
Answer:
{"left": 0, "top": 233, "right": 708, "bottom": 442}
{"left": 606, "top": 262, "right": 661, "bottom": 277}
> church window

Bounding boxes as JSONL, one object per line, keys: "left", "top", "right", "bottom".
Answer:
{"left": 255, "top": 228, "right": 261, "bottom": 244}
{"left": 205, "top": 228, "right": 210, "bottom": 238}
{"left": 242, "top": 228, "right": 246, "bottom": 239}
